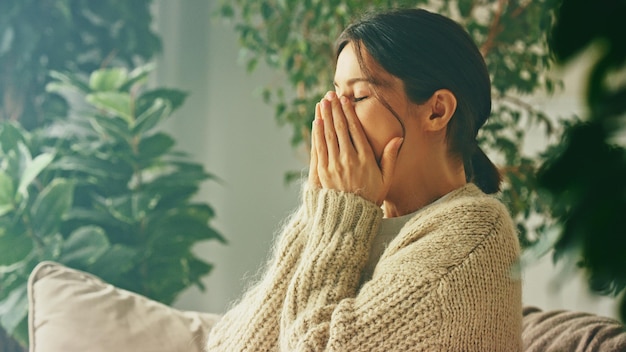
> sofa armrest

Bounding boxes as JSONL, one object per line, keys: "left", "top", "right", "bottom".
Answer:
{"left": 522, "top": 306, "right": 626, "bottom": 352}
{"left": 28, "top": 261, "right": 220, "bottom": 352}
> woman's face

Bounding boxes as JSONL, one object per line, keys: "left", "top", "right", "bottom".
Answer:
{"left": 333, "top": 42, "right": 408, "bottom": 161}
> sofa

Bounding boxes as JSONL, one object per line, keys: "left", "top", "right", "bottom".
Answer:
{"left": 28, "top": 261, "right": 626, "bottom": 351}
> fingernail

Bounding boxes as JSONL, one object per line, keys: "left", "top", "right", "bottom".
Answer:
{"left": 325, "top": 91, "right": 336, "bottom": 100}
{"left": 339, "top": 96, "right": 348, "bottom": 105}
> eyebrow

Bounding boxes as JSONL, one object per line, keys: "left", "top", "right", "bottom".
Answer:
{"left": 332, "top": 77, "right": 372, "bottom": 88}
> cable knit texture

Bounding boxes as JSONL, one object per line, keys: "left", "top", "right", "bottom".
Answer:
{"left": 205, "top": 183, "right": 522, "bottom": 351}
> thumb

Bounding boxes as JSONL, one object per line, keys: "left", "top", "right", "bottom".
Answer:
{"left": 379, "top": 137, "right": 403, "bottom": 185}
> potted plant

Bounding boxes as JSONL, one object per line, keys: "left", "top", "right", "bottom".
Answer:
{"left": 0, "top": 2, "right": 224, "bottom": 349}
{"left": 0, "top": 65, "right": 224, "bottom": 349}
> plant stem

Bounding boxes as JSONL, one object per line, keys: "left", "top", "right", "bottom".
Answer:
{"left": 22, "top": 212, "right": 45, "bottom": 253}
{"left": 480, "top": 0, "right": 507, "bottom": 57}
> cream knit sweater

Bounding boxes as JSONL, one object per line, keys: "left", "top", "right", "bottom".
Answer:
{"left": 205, "top": 183, "right": 522, "bottom": 351}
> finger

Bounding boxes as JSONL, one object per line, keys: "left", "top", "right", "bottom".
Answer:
{"left": 308, "top": 103, "right": 321, "bottom": 187}
{"left": 321, "top": 95, "right": 339, "bottom": 163}
{"left": 331, "top": 95, "right": 354, "bottom": 154}
{"left": 339, "top": 95, "right": 373, "bottom": 156}
{"left": 380, "top": 137, "right": 404, "bottom": 186}
{"left": 314, "top": 105, "right": 328, "bottom": 170}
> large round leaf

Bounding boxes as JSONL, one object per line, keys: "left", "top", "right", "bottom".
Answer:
{"left": 31, "top": 179, "right": 74, "bottom": 238}
{"left": 60, "top": 226, "right": 110, "bottom": 268}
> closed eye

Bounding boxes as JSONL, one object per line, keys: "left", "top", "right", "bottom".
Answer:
{"left": 354, "top": 96, "right": 368, "bottom": 103}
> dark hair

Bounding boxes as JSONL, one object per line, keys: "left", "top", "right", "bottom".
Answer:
{"left": 336, "top": 8, "right": 501, "bottom": 194}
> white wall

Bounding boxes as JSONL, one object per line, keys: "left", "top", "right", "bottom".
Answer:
{"left": 153, "top": 1, "right": 620, "bottom": 319}
{"left": 153, "top": 0, "right": 303, "bottom": 314}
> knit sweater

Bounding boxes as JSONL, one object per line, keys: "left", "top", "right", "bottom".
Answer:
{"left": 205, "top": 183, "right": 522, "bottom": 351}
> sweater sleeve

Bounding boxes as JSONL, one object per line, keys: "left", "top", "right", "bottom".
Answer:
{"left": 207, "top": 184, "right": 521, "bottom": 351}
{"left": 205, "top": 188, "right": 311, "bottom": 351}
{"left": 280, "top": 187, "right": 390, "bottom": 351}
{"left": 279, "top": 187, "right": 521, "bottom": 351}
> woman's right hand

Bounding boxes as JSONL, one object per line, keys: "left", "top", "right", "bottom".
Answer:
{"left": 308, "top": 91, "right": 402, "bottom": 205}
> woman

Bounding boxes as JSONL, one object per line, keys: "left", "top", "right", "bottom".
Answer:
{"left": 206, "top": 8, "right": 521, "bottom": 351}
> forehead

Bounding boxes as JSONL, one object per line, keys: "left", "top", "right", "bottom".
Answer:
{"left": 334, "top": 42, "right": 399, "bottom": 89}
{"left": 334, "top": 42, "right": 364, "bottom": 83}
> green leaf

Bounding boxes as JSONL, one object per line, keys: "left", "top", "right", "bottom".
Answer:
{"left": 89, "top": 244, "right": 137, "bottom": 282}
{"left": 146, "top": 170, "right": 209, "bottom": 189}
{"left": 246, "top": 58, "right": 258, "bottom": 73}
{"left": 60, "top": 226, "right": 109, "bottom": 267}
{"left": 0, "top": 172, "right": 15, "bottom": 216}
{"left": 146, "top": 185, "right": 198, "bottom": 211}
{"left": 0, "top": 232, "right": 32, "bottom": 266}
{"left": 0, "top": 283, "right": 28, "bottom": 335}
{"left": 119, "top": 63, "right": 156, "bottom": 91}
{"left": 152, "top": 218, "right": 223, "bottom": 244}
{"left": 31, "top": 179, "right": 74, "bottom": 237}
{"left": 48, "top": 70, "right": 91, "bottom": 93}
{"left": 17, "top": 153, "right": 54, "bottom": 197}
{"left": 91, "top": 114, "right": 132, "bottom": 140}
{"left": 11, "top": 317, "right": 29, "bottom": 350}
{"left": 132, "top": 98, "right": 171, "bottom": 135}
{"left": 136, "top": 89, "right": 187, "bottom": 115}
{"left": 187, "top": 256, "right": 213, "bottom": 290}
{"left": 86, "top": 92, "right": 133, "bottom": 124}
{"left": 138, "top": 133, "right": 175, "bottom": 161}
{"left": 52, "top": 155, "right": 133, "bottom": 180}
{"left": 219, "top": 3, "right": 235, "bottom": 18}
{"left": 149, "top": 205, "right": 225, "bottom": 244}
{"left": 89, "top": 67, "right": 129, "bottom": 91}
{"left": 283, "top": 170, "right": 303, "bottom": 185}
{"left": 109, "top": 191, "right": 163, "bottom": 224}
{"left": 41, "top": 233, "right": 64, "bottom": 262}
{"left": 458, "top": 0, "right": 474, "bottom": 17}
{"left": 0, "top": 122, "right": 27, "bottom": 154}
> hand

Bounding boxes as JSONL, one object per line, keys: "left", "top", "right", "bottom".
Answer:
{"left": 308, "top": 91, "right": 403, "bottom": 205}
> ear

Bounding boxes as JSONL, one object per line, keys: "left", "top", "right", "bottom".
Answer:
{"left": 425, "top": 89, "right": 457, "bottom": 132}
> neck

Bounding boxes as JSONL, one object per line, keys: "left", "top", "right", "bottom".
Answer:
{"left": 382, "top": 151, "right": 466, "bottom": 218}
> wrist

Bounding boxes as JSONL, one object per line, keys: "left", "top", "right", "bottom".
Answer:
{"left": 303, "top": 187, "right": 382, "bottom": 238}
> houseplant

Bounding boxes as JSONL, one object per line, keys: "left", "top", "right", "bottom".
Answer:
{"left": 538, "top": 0, "right": 626, "bottom": 320}
{"left": 0, "top": 0, "right": 160, "bottom": 130}
{"left": 0, "top": 1, "right": 214, "bottom": 349}
{"left": 0, "top": 66, "right": 224, "bottom": 348}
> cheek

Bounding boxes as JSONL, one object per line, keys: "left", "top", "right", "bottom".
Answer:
{"left": 355, "top": 104, "right": 404, "bottom": 159}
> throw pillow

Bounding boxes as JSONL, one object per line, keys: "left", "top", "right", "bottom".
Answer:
{"left": 28, "top": 261, "right": 220, "bottom": 352}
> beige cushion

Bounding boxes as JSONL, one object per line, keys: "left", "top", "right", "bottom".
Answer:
{"left": 522, "top": 306, "right": 626, "bottom": 352}
{"left": 28, "top": 261, "right": 220, "bottom": 352}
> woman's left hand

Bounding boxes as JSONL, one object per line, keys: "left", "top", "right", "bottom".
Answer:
{"left": 310, "top": 91, "right": 403, "bottom": 205}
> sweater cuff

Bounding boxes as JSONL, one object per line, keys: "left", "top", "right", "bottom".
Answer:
{"left": 302, "top": 186, "right": 382, "bottom": 247}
